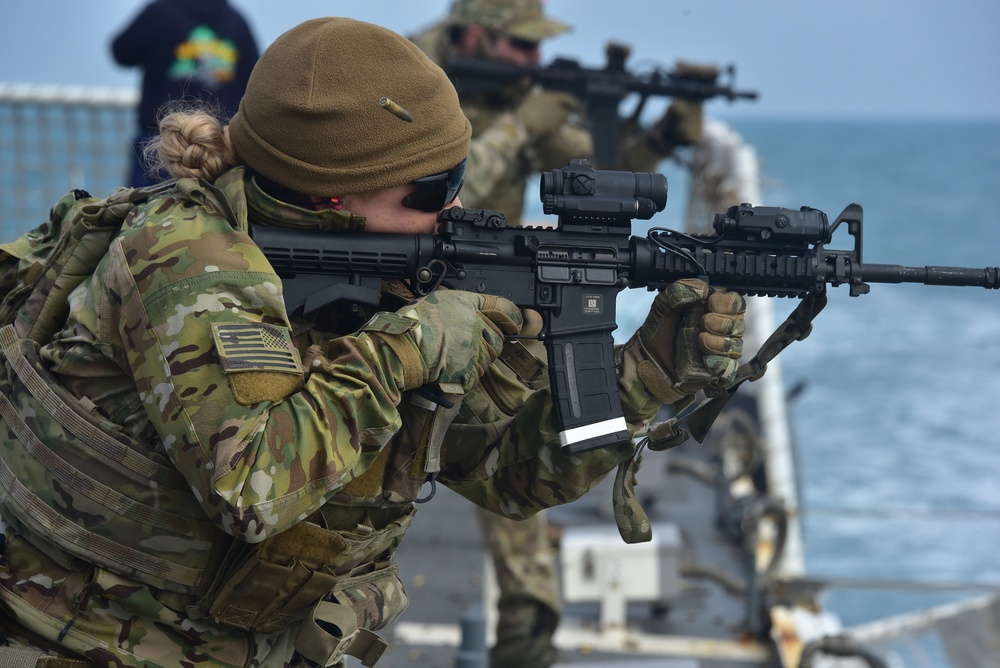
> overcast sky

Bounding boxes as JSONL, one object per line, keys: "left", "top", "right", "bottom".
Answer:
{"left": 2, "top": 1, "right": 998, "bottom": 121}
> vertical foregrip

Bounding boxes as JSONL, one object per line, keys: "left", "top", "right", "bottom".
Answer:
{"left": 546, "top": 331, "right": 631, "bottom": 455}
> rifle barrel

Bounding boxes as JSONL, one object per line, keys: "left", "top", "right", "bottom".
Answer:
{"left": 862, "top": 263, "right": 1000, "bottom": 289}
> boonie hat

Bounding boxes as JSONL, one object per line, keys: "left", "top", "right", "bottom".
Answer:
{"left": 447, "top": 0, "right": 570, "bottom": 42}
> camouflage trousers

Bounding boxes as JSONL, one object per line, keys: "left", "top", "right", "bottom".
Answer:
{"left": 476, "top": 508, "right": 560, "bottom": 668}
{"left": 0, "top": 532, "right": 307, "bottom": 667}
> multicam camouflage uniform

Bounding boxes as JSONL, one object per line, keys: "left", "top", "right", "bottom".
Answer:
{"left": 410, "top": 6, "right": 690, "bottom": 666}
{"left": 0, "top": 167, "right": 666, "bottom": 667}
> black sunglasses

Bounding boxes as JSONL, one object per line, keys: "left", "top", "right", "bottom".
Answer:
{"left": 401, "top": 159, "right": 467, "bottom": 212}
{"left": 508, "top": 36, "right": 540, "bottom": 53}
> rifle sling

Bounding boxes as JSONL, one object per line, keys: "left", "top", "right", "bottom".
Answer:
{"left": 681, "top": 286, "right": 828, "bottom": 445}
{"left": 613, "top": 288, "right": 828, "bottom": 544}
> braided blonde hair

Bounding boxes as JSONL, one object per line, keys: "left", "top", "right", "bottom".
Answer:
{"left": 142, "top": 105, "right": 241, "bottom": 182}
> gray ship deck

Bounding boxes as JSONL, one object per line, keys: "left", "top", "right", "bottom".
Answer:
{"left": 375, "top": 394, "right": 781, "bottom": 668}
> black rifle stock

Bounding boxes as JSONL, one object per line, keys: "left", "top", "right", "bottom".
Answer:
{"left": 444, "top": 44, "right": 758, "bottom": 167}
{"left": 251, "top": 159, "right": 998, "bottom": 455}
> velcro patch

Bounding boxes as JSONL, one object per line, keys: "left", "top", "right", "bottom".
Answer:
{"left": 212, "top": 322, "right": 302, "bottom": 374}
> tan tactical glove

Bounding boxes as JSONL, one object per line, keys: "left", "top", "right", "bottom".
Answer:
{"left": 649, "top": 99, "right": 704, "bottom": 152}
{"left": 516, "top": 90, "right": 581, "bottom": 140}
{"left": 628, "top": 278, "right": 746, "bottom": 405}
{"left": 363, "top": 290, "right": 523, "bottom": 392}
{"left": 674, "top": 60, "right": 722, "bottom": 82}
{"left": 648, "top": 62, "right": 719, "bottom": 152}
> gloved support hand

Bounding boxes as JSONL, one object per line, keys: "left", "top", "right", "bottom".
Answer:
{"left": 515, "top": 90, "right": 580, "bottom": 140}
{"left": 649, "top": 99, "right": 704, "bottom": 152}
{"left": 362, "top": 290, "right": 523, "bottom": 392}
{"left": 627, "top": 278, "right": 746, "bottom": 405}
{"left": 648, "top": 61, "right": 720, "bottom": 153}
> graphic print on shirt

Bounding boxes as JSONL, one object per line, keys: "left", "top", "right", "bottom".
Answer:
{"left": 169, "top": 25, "right": 239, "bottom": 88}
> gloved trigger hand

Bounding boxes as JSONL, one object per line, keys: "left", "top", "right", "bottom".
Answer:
{"left": 363, "top": 290, "right": 522, "bottom": 392}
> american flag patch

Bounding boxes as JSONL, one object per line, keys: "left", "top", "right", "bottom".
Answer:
{"left": 211, "top": 323, "right": 301, "bottom": 374}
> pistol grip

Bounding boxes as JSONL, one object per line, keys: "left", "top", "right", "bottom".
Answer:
{"left": 546, "top": 331, "right": 630, "bottom": 455}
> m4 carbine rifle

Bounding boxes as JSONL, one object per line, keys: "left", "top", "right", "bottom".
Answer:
{"left": 251, "top": 159, "right": 998, "bottom": 455}
{"left": 444, "top": 43, "right": 758, "bottom": 167}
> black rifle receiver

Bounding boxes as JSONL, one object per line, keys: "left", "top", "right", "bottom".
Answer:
{"left": 251, "top": 159, "right": 998, "bottom": 454}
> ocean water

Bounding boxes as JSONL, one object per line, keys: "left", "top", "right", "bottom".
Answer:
{"left": 734, "top": 119, "right": 1000, "bottom": 628}
{"left": 605, "top": 119, "right": 1000, "bottom": 629}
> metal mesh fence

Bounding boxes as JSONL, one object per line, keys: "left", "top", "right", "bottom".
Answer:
{"left": 0, "top": 83, "right": 137, "bottom": 240}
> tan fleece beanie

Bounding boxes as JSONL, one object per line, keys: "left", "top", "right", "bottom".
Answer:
{"left": 228, "top": 17, "right": 472, "bottom": 196}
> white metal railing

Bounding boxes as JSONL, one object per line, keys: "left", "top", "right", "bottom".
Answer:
{"left": 0, "top": 82, "right": 138, "bottom": 240}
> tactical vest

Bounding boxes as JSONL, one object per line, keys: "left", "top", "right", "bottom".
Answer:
{"left": 0, "top": 183, "right": 236, "bottom": 595}
{"left": 0, "top": 179, "right": 435, "bottom": 666}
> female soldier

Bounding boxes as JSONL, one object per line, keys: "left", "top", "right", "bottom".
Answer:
{"left": 0, "top": 17, "right": 745, "bottom": 668}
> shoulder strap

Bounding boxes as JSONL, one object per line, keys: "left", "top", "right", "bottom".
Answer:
{"left": 0, "top": 182, "right": 173, "bottom": 343}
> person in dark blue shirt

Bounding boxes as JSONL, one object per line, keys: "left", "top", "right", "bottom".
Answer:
{"left": 111, "top": 0, "right": 259, "bottom": 187}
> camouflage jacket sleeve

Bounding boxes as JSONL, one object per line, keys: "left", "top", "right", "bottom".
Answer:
{"left": 96, "top": 197, "right": 410, "bottom": 543}
{"left": 459, "top": 112, "right": 531, "bottom": 207}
